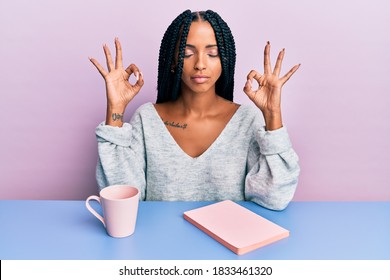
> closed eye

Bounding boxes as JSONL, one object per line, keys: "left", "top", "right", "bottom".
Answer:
{"left": 207, "top": 48, "right": 219, "bottom": 57}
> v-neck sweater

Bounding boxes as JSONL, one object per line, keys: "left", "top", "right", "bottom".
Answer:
{"left": 96, "top": 102, "right": 300, "bottom": 210}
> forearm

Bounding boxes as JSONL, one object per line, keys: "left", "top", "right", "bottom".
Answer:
{"left": 263, "top": 111, "right": 283, "bottom": 131}
{"left": 95, "top": 118, "right": 147, "bottom": 199}
{"left": 245, "top": 126, "right": 299, "bottom": 210}
{"left": 246, "top": 151, "right": 300, "bottom": 210}
{"left": 105, "top": 105, "right": 126, "bottom": 127}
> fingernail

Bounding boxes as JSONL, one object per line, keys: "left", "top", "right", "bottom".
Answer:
{"left": 267, "top": 41, "right": 270, "bottom": 45}
{"left": 136, "top": 72, "right": 139, "bottom": 81}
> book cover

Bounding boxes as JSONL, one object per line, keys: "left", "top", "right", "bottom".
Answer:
{"left": 183, "top": 200, "right": 289, "bottom": 255}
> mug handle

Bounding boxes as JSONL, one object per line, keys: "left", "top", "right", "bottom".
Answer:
{"left": 85, "top": 195, "right": 106, "bottom": 227}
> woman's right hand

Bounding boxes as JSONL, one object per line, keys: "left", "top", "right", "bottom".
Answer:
{"left": 89, "top": 37, "right": 144, "bottom": 125}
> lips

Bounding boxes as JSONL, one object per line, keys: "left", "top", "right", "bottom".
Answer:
{"left": 191, "top": 75, "right": 210, "bottom": 84}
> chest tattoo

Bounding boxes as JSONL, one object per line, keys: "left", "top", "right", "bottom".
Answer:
{"left": 162, "top": 118, "right": 188, "bottom": 130}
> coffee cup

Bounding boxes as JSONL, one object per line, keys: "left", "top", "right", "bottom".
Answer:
{"left": 86, "top": 185, "right": 139, "bottom": 238}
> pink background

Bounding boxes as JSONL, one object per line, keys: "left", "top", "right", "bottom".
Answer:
{"left": 1, "top": 0, "right": 389, "bottom": 200}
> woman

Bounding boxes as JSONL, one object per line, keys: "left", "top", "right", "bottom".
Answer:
{"left": 89, "top": 10, "right": 300, "bottom": 210}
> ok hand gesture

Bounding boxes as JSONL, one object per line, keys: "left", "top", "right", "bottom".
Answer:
{"left": 243, "top": 42, "right": 300, "bottom": 130}
{"left": 89, "top": 38, "right": 144, "bottom": 126}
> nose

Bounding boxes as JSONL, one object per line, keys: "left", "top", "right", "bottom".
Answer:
{"left": 194, "top": 54, "right": 206, "bottom": 70}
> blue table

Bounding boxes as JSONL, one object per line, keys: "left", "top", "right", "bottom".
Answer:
{"left": 0, "top": 200, "right": 389, "bottom": 259}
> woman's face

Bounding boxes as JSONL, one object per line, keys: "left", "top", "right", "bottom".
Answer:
{"left": 180, "top": 21, "right": 222, "bottom": 96}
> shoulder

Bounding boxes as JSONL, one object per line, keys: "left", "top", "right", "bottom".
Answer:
{"left": 133, "top": 102, "right": 154, "bottom": 115}
{"left": 235, "top": 103, "right": 263, "bottom": 124}
{"left": 153, "top": 101, "right": 177, "bottom": 119}
{"left": 223, "top": 103, "right": 263, "bottom": 138}
{"left": 230, "top": 103, "right": 264, "bottom": 140}
{"left": 126, "top": 102, "right": 159, "bottom": 129}
{"left": 130, "top": 102, "right": 156, "bottom": 120}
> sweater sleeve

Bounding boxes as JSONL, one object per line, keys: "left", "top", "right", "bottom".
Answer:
{"left": 95, "top": 110, "right": 146, "bottom": 200}
{"left": 245, "top": 126, "right": 300, "bottom": 211}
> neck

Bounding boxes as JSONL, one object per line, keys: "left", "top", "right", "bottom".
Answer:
{"left": 177, "top": 88, "right": 220, "bottom": 118}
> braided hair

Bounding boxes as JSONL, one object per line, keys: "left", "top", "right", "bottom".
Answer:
{"left": 156, "top": 10, "right": 236, "bottom": 103}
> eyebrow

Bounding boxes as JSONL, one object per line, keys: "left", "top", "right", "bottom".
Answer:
{"left": 185, "top": 44, "right": 218, "bottom": 49}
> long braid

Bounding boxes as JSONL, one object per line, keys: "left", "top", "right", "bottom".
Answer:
{"left": 156, "top": 10, "right": 236, "bottom": 103}
{"left": 157, "top": 10, "right": 191, "bottom": 103}
{"left": 170, "top": 15, "right": 192, "bottom": 101}
{"left": 205, "top": 10, "right": 236, "bottom": 101}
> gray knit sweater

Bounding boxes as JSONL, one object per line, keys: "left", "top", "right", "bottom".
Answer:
{"left": 96, "top": 102, "right": 299, "bottom": 210}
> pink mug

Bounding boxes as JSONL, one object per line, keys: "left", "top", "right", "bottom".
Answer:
{"left": 86, "top": 185, "right": 139, "bottom": 238}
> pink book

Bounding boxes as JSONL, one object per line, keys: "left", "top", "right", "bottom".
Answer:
{"left": 183, "top": 200, "right": 289, "bottom": 255}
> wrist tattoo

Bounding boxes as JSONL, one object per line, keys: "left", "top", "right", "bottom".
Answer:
{"left": 112, "top": 113, "right": 124, "bottom": 122}
{"left": 162, "top": 118, "right": 187, "bottom": 130}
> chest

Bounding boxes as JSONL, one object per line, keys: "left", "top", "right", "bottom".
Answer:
{"left": 165, "top": 118, "right": 229, "bottom": 158}
{"left": 151, "top": 102, "right": 244, "bottom": 158}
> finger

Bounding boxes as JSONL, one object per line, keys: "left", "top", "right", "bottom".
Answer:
{"left": 273, "top": 48, "right": 285, "bottom": 77}
{"left": 264, "top": 41, "right": 272, "bottom": 75}
{"left": 280, "top": 64, "right": 301, "bottom": 85}
{"left": 129, "top": 72, "right": 144, "bottom": 97}
{"left": 89, "top": 57, "right": 108, "bottom": 78}
{"left": 103, "top": 44, "right": 115, "bottom": 72}
{"left": 134, "top": 71, "right": 145, "bottom": 90}
{"left": 115, "top": 37, "right": 123, "bottom": 69}
{"left": 125, "top": 64, "right": 141, "bottom": 84}
{"left": 243, "top": 79, "right": 257, "bottom": 101}
{"left": 247, "top": 70, "right": 262, "bottom": 84}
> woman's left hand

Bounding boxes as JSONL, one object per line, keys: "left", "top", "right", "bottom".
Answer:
{"left": 243, "top": 41, "right": 300, "bottom": 130}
